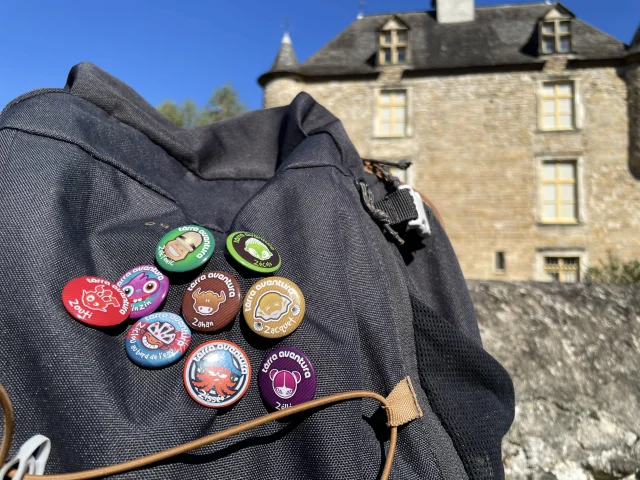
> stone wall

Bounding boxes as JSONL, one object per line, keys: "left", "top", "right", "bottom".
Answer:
{"left": 263, "top": 64, "right": 640, "bottom": 281}
{"left": 470, "top": 280, "right": 640, "bottom": 480}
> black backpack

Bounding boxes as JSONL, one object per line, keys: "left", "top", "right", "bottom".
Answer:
{"left": 0, "top": 63, "right": 514, "bottom": 479}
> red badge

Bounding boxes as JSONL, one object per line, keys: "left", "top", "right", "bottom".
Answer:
{"left": 62, "top": 276, "right": 131, "bottom": 327}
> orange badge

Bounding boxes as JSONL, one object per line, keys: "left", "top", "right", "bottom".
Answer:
{"left": 243, "top": 277, "right": 305, "bottom": 339}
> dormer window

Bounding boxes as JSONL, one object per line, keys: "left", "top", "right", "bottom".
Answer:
{"left": 539, "top": 4, "right": 574, "bottom": 55}
{"left": 541, "top": 20, "right": 572, "bottom": 54}
{"left": 379, "top": 17, "right": 409, "bottom": 66}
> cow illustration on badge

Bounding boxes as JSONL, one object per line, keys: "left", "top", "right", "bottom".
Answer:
{"left": 183, "top": 340, "right": 251, "bottom": 408}
{"left": 191, "top": 288, "right": 226, "bottom": 316}
{"left": 181, "top": 271, "right": 241, "bottom": 332}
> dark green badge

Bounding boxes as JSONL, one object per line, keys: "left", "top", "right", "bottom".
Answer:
{"left": 226, "top": 232, "right": 281, "bottom": 273}
{"left": 156, "top": 225, "right": 214, "bottom": 273}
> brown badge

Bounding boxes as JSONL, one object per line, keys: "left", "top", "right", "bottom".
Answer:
{"left": 243, "top": 277, "right": 305, "bottom": 339}
{"left": 182, "top": 271, "right": 241, "bottom": 332}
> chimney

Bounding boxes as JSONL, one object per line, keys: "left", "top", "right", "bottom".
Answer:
{"left": 434, "top": 0, "right": 475, "bottom": 24}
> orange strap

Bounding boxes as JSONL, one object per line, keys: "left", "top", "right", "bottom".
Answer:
{"left": 0, "top": 384, "right": 14, "bottom": 473}
{"left": 0, "top": 385, "right": 399, "bottom": 480}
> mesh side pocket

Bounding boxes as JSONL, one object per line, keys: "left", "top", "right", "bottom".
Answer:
{"left": 412, "top": 297, "right": 514, "bottom": 480}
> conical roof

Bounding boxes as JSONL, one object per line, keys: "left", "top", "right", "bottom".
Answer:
{"left": 269, "top": 32, "right": 298, "bottom": 72}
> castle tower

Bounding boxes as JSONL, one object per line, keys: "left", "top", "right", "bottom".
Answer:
{"left": 258, "top": 32, "right": 302, "bottom": 109}
{"left": 628, "top": 25, "right": 640, "bottom": 178}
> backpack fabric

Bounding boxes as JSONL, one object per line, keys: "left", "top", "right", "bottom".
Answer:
{"left": 0, "top": 63, "right": 514, "bottom": 479}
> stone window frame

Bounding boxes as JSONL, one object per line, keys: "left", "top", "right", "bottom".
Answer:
{"left": 535, "top": 153, "right": 586, "bottom": 226}
{"left": 540, "top": 160, "right": 578, "bottom": 224}
{"left": 537, "top": 78, "right": 583, "bottom": 132}
{"left": 379, "top": 17, "right": 410, "bottom": 66}
{"left": 535, "top": 247, "right": 587, "bottom": 282}
{"left": 538, "top": 4, "right": 575, "bottom": 56}
{"left": 540, "top": 19, "right": 572, "bottom": 55}
{"left": 544, "top": 256, "right": 580, "bottom": 282}
{"left": 372, "top": 86, "right": 413, "bottom": 138}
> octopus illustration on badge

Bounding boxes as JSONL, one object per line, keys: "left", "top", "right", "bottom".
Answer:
{"left": 226, "top": 232, "right": 281, "bottom": 273}
{"left": 258, "top": 347, "right": 316, "bottom": 410}
{"left": 243, "top": 277, "right": 305, "bottom": 339}
{"left": 181, "top": 271, "right": 241, "bottom": 332}
{"left": 156, "top": 225, "right": 214, "bottom": 273}
{"left": 183, "top": 340, "right": 251, "bottom": 408}
{"left": 117, "top": 265, "right": 169, "bottom": 319}
{"left": 125, "top": 312, "right": 191, "bottom": 368}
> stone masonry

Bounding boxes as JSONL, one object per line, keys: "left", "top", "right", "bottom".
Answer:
{"left": 471, "top": 280, "right": 640, "bottom": 479}
{"left": 261, "top": 5, "right": 640, "bottom": 282}
{"left": 264, "top": 64, "right": 640, "bottom": 281}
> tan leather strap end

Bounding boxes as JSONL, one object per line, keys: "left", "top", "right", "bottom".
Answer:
{"left": 384, "top": 377, "right": 423, "bottom": 427}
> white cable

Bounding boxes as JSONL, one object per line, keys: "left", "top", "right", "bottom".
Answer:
{"left": 0, "top": 435, "right": 50, "bottom": 480}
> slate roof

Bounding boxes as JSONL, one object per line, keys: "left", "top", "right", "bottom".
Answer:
{"left": 270, "top": 32, "right": 299, "bottom": 72}
{"left": 259, "top": 3, "right": 628, "bottom": 85}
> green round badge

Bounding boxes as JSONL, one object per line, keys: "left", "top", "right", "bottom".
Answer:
{"left": 226, "top": 232, "right": 281, "bottom": 273}
{"left": 156, "top": 225, "right": 215, "bottom": 273}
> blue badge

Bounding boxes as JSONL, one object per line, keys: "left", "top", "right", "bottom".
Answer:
{"left": 125, "top": 312, "right": 192, "bottom": 368}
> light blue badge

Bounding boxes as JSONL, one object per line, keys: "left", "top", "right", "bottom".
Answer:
{"left": 125, "top": 312, "right": 192, "bottom": 368}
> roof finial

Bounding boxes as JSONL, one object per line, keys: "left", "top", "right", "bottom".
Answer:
{"left": 282, "top": 17, "right": 291, "bottom": 44}
{"left": 357, "top": 0, "right": 365, "bottom": 20}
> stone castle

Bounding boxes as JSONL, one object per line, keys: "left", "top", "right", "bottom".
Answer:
{"left": 259, "top": 1, "right": 640, "bottom": 282}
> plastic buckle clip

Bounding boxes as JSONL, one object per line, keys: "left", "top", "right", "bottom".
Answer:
{"left": 397, "top": 185, "right": 431, "bottom": 237}
{"left": 0, "top": 435, "right": 50, "bottom": 480}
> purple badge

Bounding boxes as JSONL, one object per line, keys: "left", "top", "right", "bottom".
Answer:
{"left": 258, "top": 346, "right": 316, "bottom": 410}
{"left": 117, "top": 265, "right": 169, "bottom": 319}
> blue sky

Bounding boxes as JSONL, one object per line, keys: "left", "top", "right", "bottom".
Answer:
{"left": 0, "top": 1, "right": 638, "bottom": 112}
